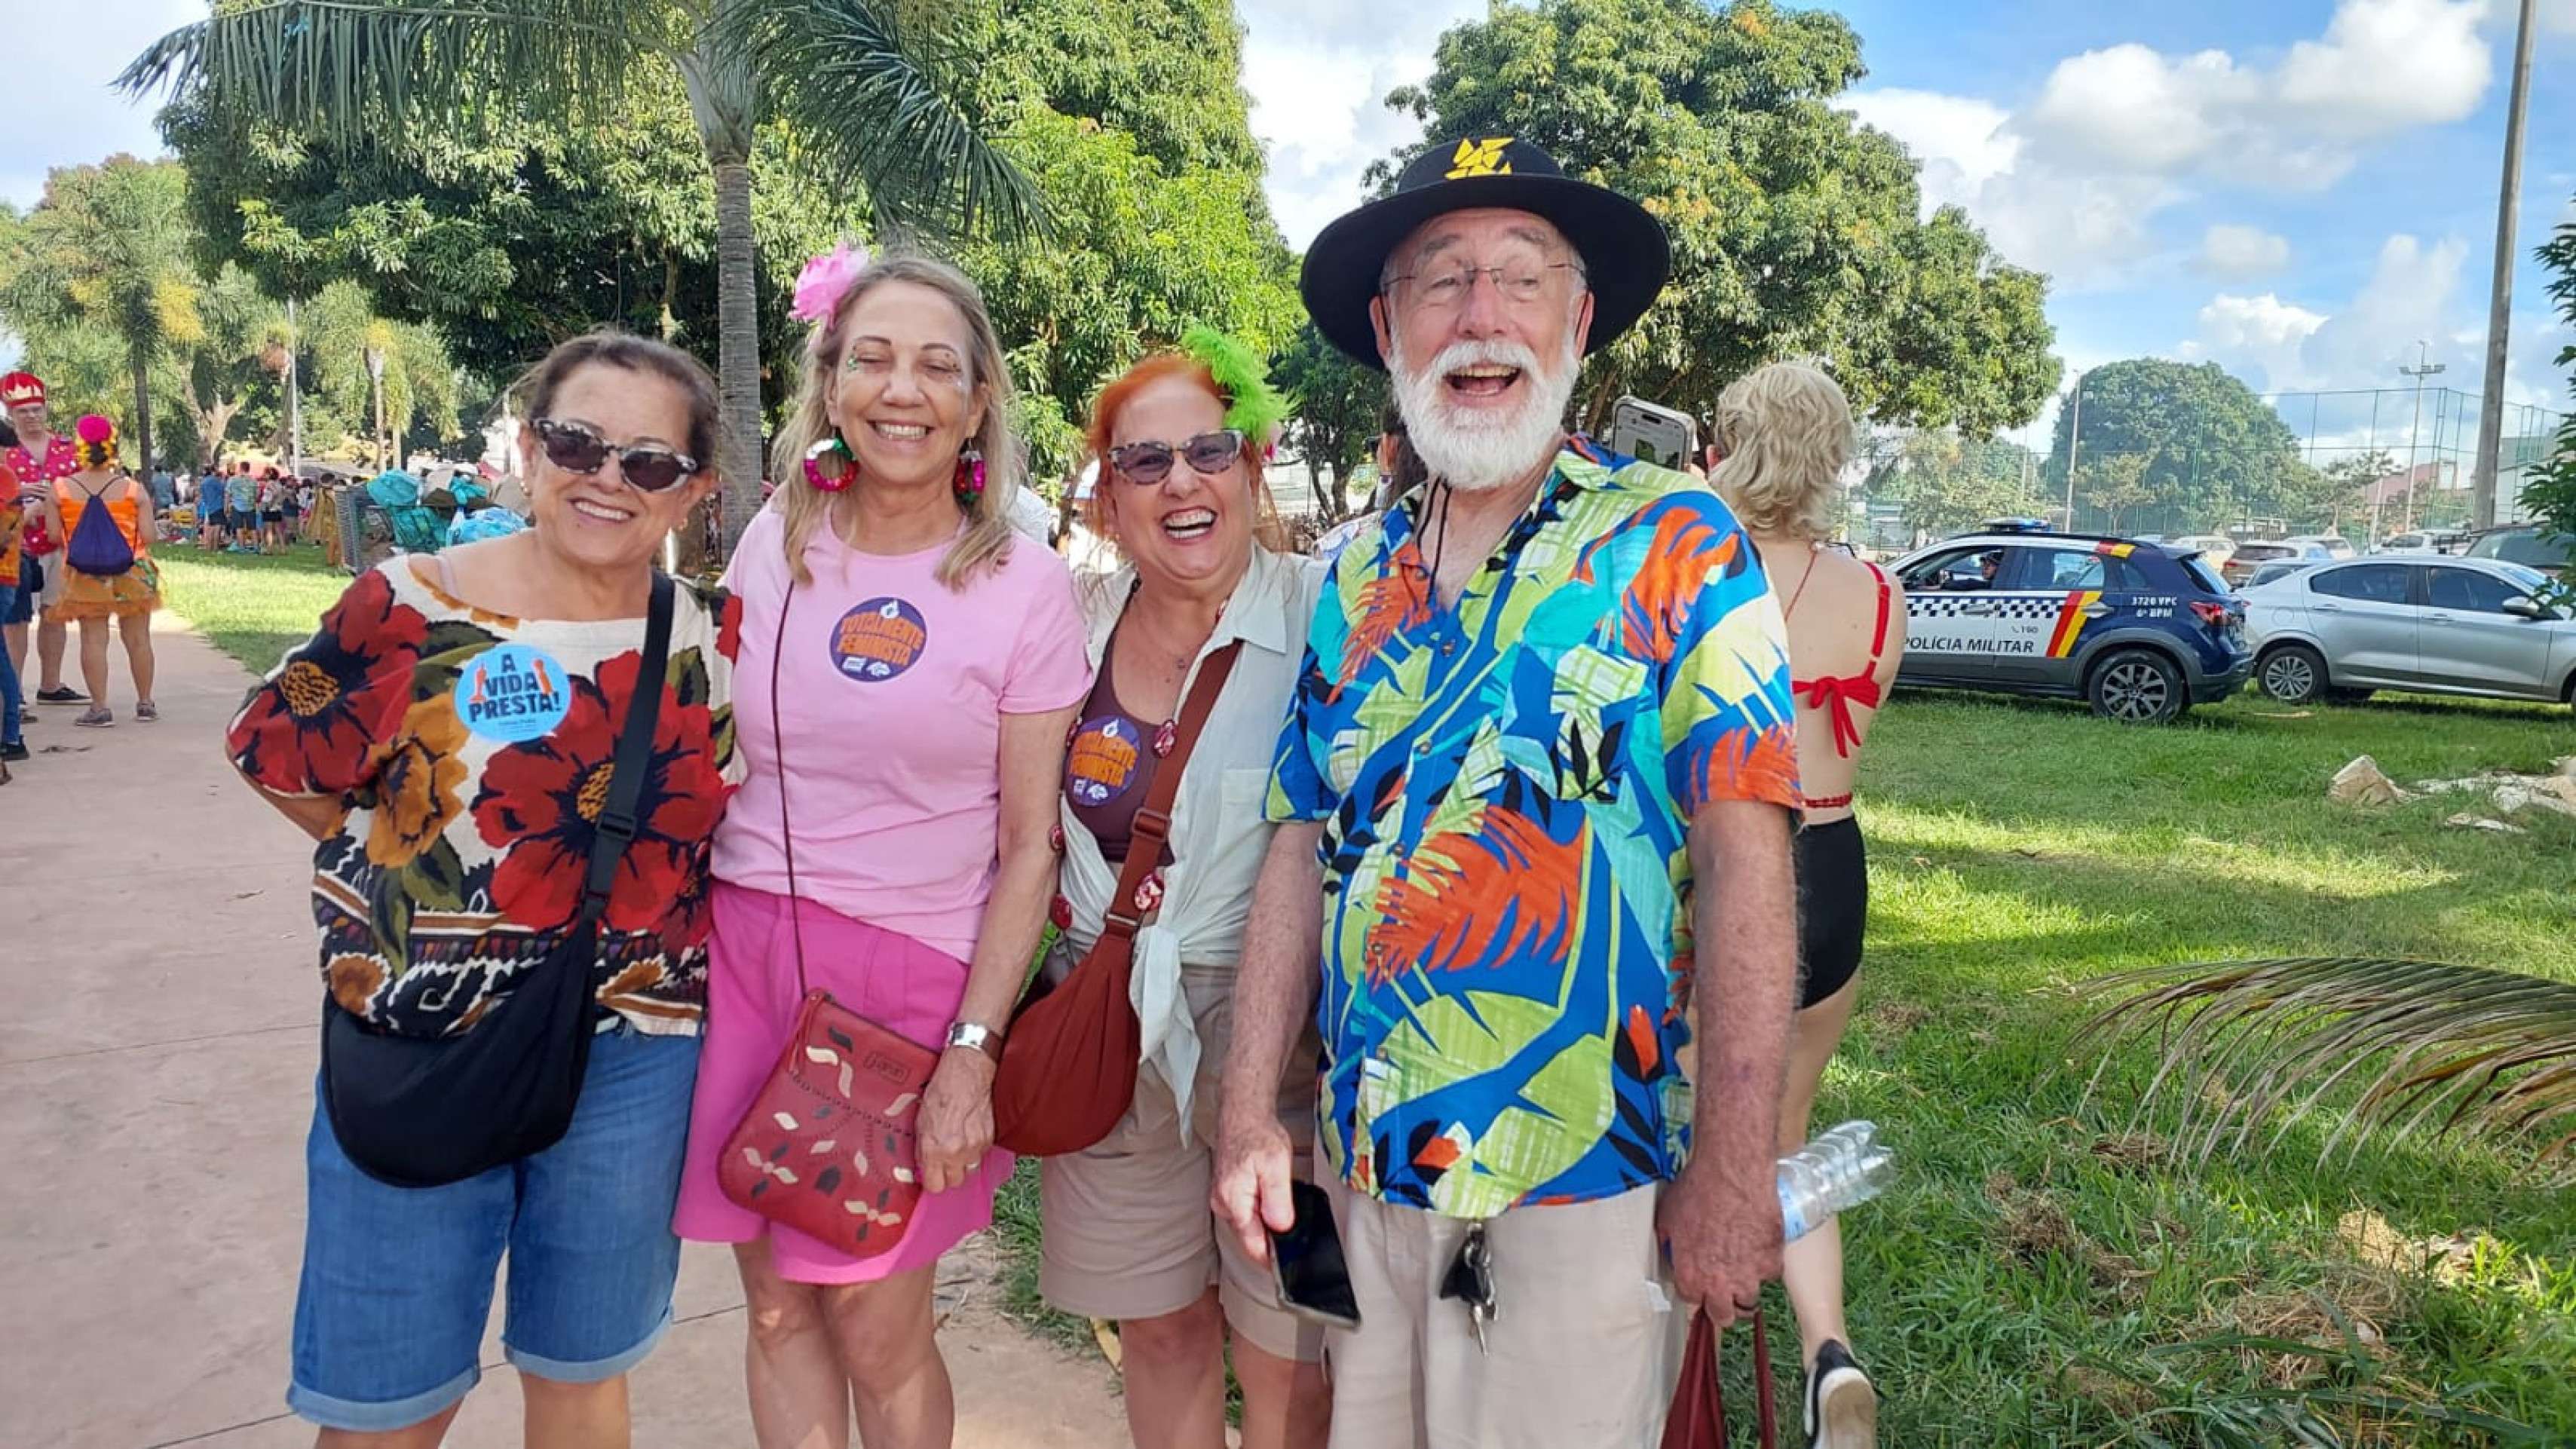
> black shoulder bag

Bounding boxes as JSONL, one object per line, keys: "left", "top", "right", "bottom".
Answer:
{"left": 320, "top": 571, "right": 676, "bottom": 1188}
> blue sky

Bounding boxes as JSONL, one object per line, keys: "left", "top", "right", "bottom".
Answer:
{"left": 11, "top": 0, "right": 2575, "bottom": 451}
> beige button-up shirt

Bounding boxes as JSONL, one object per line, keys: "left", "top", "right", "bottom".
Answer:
{"left": 1056, "top": 547, "right": 1325, "bottom": 1136}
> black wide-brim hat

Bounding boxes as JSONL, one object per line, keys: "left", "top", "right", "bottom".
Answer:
{"left": 1300, "top": 135, "right": 1671, "bottom": 372}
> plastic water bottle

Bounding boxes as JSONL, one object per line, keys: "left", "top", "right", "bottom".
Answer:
{"left": 1777, "top": 1120, "right": 1893, "bottom": 1242}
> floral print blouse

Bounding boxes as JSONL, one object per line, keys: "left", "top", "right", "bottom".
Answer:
{"left": 228, "top": 559, "right": 743, "bottom": 1038}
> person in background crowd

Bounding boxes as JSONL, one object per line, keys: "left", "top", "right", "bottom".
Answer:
{"left": 1213, "top": 136, "right": 1804, "bottom": 1449}
{"left": 149, "top": 463, "right": 176, "bottom": 516}
{"left": 1036, "top": 337, "right": 1331, "bottom": 1449}
{"left": 259, "top": 467, "right": 289, "bottom": 553}
{"left": 675, "top": 251, "right": 1088, "bottom": 1449}
{"left": 34, "top": 415, "right": 161, "bottom": 726}
{"left": 1711, "top": 361, "right": 1904, "bottom": 1448}
{"left": 225, "top": 462, "right": 260, "bottom": 553}
{"left": 0, "top": 431, "right": 26, "bottom": 766}
{"left": 227, "top": 330, "right": 740, "bottom": 1447}
{"left": 2, "top": 372, "right": 84, "bottom": 709}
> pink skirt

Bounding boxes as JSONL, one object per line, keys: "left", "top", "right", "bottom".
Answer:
{"left": 675, "top": 881, "right": 1012, "bottom": 1284}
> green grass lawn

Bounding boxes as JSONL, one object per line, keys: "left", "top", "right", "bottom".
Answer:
{"left": 155, "top": 544, "right": 353, "bottom": 673}
{"left": 157, "top": 547, "right": 2573, "bottom": 1441}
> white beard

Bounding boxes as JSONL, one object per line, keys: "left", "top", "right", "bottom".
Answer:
{"left": 1390, "top": 332, "right": 1580, "bottom": 494}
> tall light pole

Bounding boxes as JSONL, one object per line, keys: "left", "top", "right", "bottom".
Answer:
{"left": 2470, "top": 0, "right": 2538, "bottom": 532}
{"left": 2402, "top": 343, "right": 2446, "bottom": 534}
{"left": 2063, "top": 370, "right": 2085, "bottom": 531}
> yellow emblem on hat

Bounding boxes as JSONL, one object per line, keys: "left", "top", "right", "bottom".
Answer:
{"left": 1446, "top": 136, "right": 1514, "bottom": 179}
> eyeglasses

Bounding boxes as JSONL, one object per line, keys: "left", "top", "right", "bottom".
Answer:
{"left": 1383, "top": 261, "right": 1584, "bottom": 313}
{"left": 1107, "top": 430, "right": 1245, "bottom": 487}
{"left": 533, "top": 418, "right": 700, "bottom": 493}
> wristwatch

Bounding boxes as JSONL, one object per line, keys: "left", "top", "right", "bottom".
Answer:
{"left": 944, "top": 1020, "right": 1003, "bottom": 1061}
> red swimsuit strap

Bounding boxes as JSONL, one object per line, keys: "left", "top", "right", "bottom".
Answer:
{"left": 1790, "top": 562, "right": 1898, "bottom": 774}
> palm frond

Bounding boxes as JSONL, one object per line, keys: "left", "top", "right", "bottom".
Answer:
{"left": 2075, "top": 957, "right": 2576, "bottom": 1179}
{"left": 712, "top": 0, "right": 1042, "bottom": 242}
{"left": 116, "top": 0, "right": 662, "bottom": 149}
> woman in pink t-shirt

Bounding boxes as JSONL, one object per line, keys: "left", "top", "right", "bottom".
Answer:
{"left": 677, "top": 254, "right": 1089, "bottom": 1449}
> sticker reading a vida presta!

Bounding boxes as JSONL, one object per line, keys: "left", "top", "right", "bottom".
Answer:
{"left": 453, "top": 644, "right": 574, "bottom": 743}
{"left": 1066, "top": 715, "right": 1145, "bottom": 807}
{"left": 829, "top": 596, "right": 930, "bottom": 682}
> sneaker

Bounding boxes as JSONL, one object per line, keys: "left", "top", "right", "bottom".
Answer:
{"left": 74, "top": 707, "right": 114, "bottom": 728}
{"left": 135, "top": 700, "right": 159, "bottom": 723}
{"left": 36, "top": 685, "right": 86, "bottom": 705}
{"left": 0, "top": 740, "right": 26, "bottom": 762}
{"left": 1805, "top": 1340, "right": 1876, "bottom": 1448}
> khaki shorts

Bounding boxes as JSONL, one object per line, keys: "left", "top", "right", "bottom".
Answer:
{"left": 1319, "top": 1180, "right": 1684, "bottom": 1449}
{"left": 29, "top": 555, "right": 64, "bottom": 610}
{"left": 1038, "top": 959, "right": 1324, "bottom": 1364}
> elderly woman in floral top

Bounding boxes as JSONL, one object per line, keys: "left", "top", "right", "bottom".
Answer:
{"left": 228, "top": 332, "right": 741, "bottom": 1448}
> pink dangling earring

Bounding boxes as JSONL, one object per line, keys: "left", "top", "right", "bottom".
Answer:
{"left": 803, "top": 436, "right": 856, "bottom": 492}
{"left": 954, "top": 445, "right": 987, "bottom": 507}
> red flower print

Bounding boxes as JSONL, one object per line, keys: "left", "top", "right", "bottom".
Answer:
{"left": 228, "top": 569, "right": 429, "bottom": 795}
{"left": 1362, "top": 807, "right": 1584, "bottom": 983}
{"left": 471, "top": 649, "right": 727, "bottom": 934}
{"left": 710, "top": 586, "right": 744, "bottom": 663}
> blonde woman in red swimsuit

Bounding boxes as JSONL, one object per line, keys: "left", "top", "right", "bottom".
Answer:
{"left": 1711, "top": 361, "right": 1904, "bottom": 1449}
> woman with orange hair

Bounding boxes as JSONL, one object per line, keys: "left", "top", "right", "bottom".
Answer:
{"left": 1028, "top": 333, "right": 1331, "bottom": 1449}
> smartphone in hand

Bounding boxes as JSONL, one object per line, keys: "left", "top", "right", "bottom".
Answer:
{"left": 1269, "top": 1179, "right": 1362, "bottom": 1330}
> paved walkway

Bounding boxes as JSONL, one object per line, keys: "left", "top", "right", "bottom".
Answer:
{"left": 0, "top": 614, "right": 1127, "bottom": 1448}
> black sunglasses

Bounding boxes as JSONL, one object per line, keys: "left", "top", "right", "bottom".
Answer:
{"left": 1107, "top": 429, "right": 1245, "bottom": 487}
{"left": 533, "top": 418, "right": 700, "bottom": 494}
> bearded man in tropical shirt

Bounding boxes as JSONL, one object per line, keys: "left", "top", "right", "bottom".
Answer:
{"left": 1214, "top": 137, "right": 1804, "bottom": 1447}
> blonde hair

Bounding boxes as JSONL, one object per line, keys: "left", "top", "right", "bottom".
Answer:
{"left": 1711, "top": 361, "right": 1852, "bottom": 542}
{"left": 768, "top": 253, "right": 1023, "bottom": 590}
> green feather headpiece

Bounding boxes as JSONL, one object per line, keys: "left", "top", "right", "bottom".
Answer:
{"left": 1180, "top": 324, "right": 1289, "bottom": 445}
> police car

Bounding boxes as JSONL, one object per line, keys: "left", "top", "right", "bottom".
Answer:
{"left": 1888, "top": 521, "right": 2254, "bottom": 722}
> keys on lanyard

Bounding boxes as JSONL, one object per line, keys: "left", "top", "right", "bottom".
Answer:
{"left": 1439, "top": 1219, "right": 1497, "bottom": 1355}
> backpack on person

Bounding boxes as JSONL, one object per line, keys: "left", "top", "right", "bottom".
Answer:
{"left": 64, "top": 479, "right": 136, "bottom": 577}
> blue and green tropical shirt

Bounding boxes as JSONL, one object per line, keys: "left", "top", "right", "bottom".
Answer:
{"left": 1269, "top": 440, "right": 1800, "bottom": 1218}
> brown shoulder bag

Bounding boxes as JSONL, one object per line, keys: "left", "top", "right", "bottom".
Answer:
{"left": 1662, "top": 1308, "right": 1779, "bottom": 1449}
{"left": 990, "top": 641, "right": 1241, "bottom": 1156}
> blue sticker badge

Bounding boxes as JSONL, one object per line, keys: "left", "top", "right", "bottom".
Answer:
{"left": 453, "top": 644, "right": 574, "bottom": 743}
{"left": 829, "top": 597, "right": 930, "bottom": 682}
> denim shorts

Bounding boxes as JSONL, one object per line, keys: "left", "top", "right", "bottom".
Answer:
{"left": 289, "top": 1022, "right": 701, "bottom": 1432}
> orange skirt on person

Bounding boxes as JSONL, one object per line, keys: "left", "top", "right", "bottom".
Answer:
{"left": 54, "top": 558, "right": 161, "bottom": 620}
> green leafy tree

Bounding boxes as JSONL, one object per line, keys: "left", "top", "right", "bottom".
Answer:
{"left": 1381, "top": 0, "right": 2061, "bottom": 436}
{"left": 2297, "top": 449, "right": 2398, "bottom": 538}
{"left": 0, "top": 157, "right": 204, "bottom": 469}
{"left": 945, "top": 0, "right": 1299, "bottom": 498}
{"left": 2522, "top": 199, "right": 2576, "bottom": 581}
{"left": 121, "top": 0, "right": 1040, "bottom": 547}
{"left": 2051, "top": 360, "right": 2308, "bottom": 532}
{"left": 1272, "top": 322, "right": 1390, "bottom": 524}
{"left": 173, "top": 262, "right": 289, "bottom": 467}
{"left": 1866, "top": 430, "right": 2042, "bottom": 541}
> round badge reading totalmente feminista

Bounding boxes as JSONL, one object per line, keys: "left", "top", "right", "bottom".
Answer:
{"left": 827, "top": 596, "right": 930, "bottom": 682}
{"left": 452, "top": 643, "right": 574, "bottom": 743}
{"left": 1066, "top": 715, "right": 1146, "bottom": 807}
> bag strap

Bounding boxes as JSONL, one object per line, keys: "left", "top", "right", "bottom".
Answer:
{"left": 769, "top": 579, "right": 814, "bottom": 997}
{"left": 1100, "top": 639, "right": 1242, "bottom": 944}
{"left": 576, "top": 570, "right": 676, "bottom": 937}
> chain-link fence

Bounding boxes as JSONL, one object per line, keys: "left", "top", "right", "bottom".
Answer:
{"left": 1849, "top": 387, "right": 2567, "bottom": 553}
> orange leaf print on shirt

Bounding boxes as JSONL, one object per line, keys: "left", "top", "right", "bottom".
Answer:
{"left": 1616, "top": 507, "right": 1740, "bottom": 664}
{"left": 1683, "top": 721, "right": 1800, "bottom": 815}
{"left": 1332, "top": 558, "right": 1432, "bottom": 701}
{"left": 1362, "top": 807, "right": 1582, "bottom": 983}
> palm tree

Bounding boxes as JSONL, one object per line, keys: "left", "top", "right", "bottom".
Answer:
{"left": 119, "top": 0, "right": 1037, "bottom": 550}
{"left": 0, "top": 158, "right": 203, "bottom": 470}
{"left": 2080, "top": 957, "right": 2576, "bottom": 1180}
{"left": 305, "top": 280, "right": 458, "bottom": 470}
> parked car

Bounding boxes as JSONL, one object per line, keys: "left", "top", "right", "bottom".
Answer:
{"left": 2372, "top": 529, "right": 2467, "bottom": 555}
{"left": 2461, "top": 524, "right": 2570, "bottom": 577}
{"left": 2241, "top": 558, "right": 2320, "bottom": 590}
{"left": 1890, "top": 525, "right": 2253, "bottom": 722}
{"left": 2283, "top": 535, "right": 2357, "bottom": 560}
{"left": 2168, "top": 534, "right": 2237, "bottom": 568}
{"left": 2247, "top": 556, "right": 2574, "bottom": 706}
{"left": 2220, "top": 538, "right": 2340, "bottom": 587}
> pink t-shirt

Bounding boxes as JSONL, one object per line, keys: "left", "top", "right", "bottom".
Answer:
{"left": 714, "top": 507, "right": 1091, "bottom": 959}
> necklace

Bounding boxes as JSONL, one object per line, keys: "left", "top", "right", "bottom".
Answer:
{"left": 1781, "top": 546, "right": 1821, "bottom": 621}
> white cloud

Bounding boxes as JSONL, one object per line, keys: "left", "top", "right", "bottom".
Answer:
{"left": 2200, "top": 224, "right": 2293, "bottom": 278}
{"left": 2179, "top": 293, "right": 2328, "bottom": 390}
{"left": 0, "top": 0, "right": 195, "bottom": 210}
{"left": 1845, "top": 0, "right": 2498, "bottom": 285}
{"left": 1239, "top": 0, "right": 1485, "bottom": 251}
{"left": 2546, "top": 0, "right": 2576, "bottom": 34}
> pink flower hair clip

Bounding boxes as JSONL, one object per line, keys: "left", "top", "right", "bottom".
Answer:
{"left": 789, "top": 241, "right": 871, "bottom": 326}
